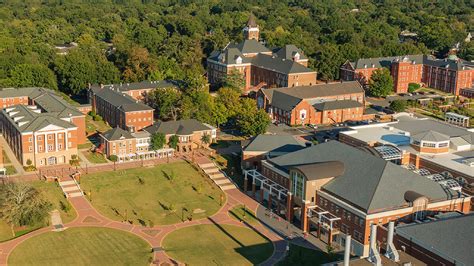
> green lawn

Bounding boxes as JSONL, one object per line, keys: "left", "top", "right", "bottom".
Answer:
{"left": 229, "top": 205, "right": 260, "bottom": 226}
{"left": 5, "top": 165, "right": 17, "bottom": 175}
{"left": 82, "top": 151, "right": 108, "bottom": 164}
{"left": 277, "top": 243, "right": 343, "bottom": 266}
{"left": 80, "top": 162, "right": 225, "bottom": 225}
{"left": 163, "top": 224, "right": 273, "bottom": 266}
{"left": 86, "top": 115, "right": 111, "bottom": 134}
{"left": 8, "top": 227, "right": 152, "bottom": 266}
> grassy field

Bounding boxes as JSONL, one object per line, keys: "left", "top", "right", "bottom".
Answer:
{"left": 277, "top": 243, "right": 343, "bottom": 266}
{"left": 0, "top": 181, "right": 76, "bottom": 242}
{"left": 163, "top": 224, "right": 273, "bottom": 266}
{"left": 229, "top": 205, "right": 260, "bottom": 226}
{"left": 8, "top": 227, "right": 152, "bottom": 265}
{"left": 80, "top": 162, "right": 225, "bottom": 225}
{"left": 86, "top": 115, "right": 111, "bottom": 134}
{"left": 82, "top": 151, "right": 108, "bottom": 164}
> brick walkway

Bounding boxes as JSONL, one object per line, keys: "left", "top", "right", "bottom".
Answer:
{"left": 0, "top": 156, "right": 286, "bottom": 266}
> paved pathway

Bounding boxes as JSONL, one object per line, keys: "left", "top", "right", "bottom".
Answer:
{"left": 0, "top": 156, "right": 287, "bottom": 266}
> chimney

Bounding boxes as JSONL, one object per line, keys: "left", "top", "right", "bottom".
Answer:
{"left": 343, "top": 235, "right": 351, "bottom": 266}
{"left": 368, "top": 224, "right": 382, "bottom": 266}
{"left": 100, "top": 83, "right": 104, "bottom": 89}
{"left": 385, "top": 222, "right": 400, "bottom": 262}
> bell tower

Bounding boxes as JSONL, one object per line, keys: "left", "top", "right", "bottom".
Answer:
{"left": 243, "top": 14, "right": 259, "bottom": 41}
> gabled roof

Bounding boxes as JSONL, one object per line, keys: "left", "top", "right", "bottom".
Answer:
{"left": 396, "top": 215, "right": 474, "bottom": 265}
{"left": 242, "top": 134, "right": 306, "bottom": 153}
{"left": 290, "top": 161, "right": 345, "bottom": 181}
{"left": 273, "top": 45, "right": 308, "bottom": 60}
{"left": 247, "top": 13, "right": 257, "bottom": 27}
{"left": 270, "top": 91, "right": 302, "bottom": 111}
{"left": 1, "top": 105, "right": 76, "bottom": 132}
{"left": 144, "top": 119, "right": 211, "bottom": 136}
{"left": 101, "top": 127, "right": 134, "bottom": 141}
{"left": 90, "top": 87, "right": 152, "bottom": 112}
{"left": 268, "top": 141, "right": 455, "bottom": 213}
{"left": 313, "top": 100, "right": 363, "bottom": 111}
{"left": 251, "top": 53, "right": 314, "bottom": 74}
{"left": 229, "top": 39, "right": 270, "bottom": 55}
{"left": 412, "top": 130, "right": 450, "bottom": 142}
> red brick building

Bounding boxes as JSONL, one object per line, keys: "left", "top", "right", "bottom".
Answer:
{"left": 243, "top": 141, "right": 471, "bottom": 257}
{"left": 207, "top": 15, "right": 317, "bottom": 93}
{"left": 341, "top": 55, "right": 474, "bottom": 95}
{"left": 257, "top": 81, "right": 366, "bottom": 126}
{"left": 89, "top": 85, "right": 154, "bottom": 132}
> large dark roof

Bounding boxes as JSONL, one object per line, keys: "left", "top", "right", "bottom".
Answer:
{"left": 291, "top": 161, "right": 345, "bottom": 181}
{"left": 243, "top": 134, "right": 306, "bottom": 154}
{"left": 2, "top": 105, "right": 76, "bottom": 132}
{"left": 268, "top": 141, "right": 455, "bottom": 213}
{"left": 263, "top": 81, "right": 364, "bottom": 103}
{"left": 273, "top": 45, "right": 308, "bottom": 60}
{"left": 229, "top": 39, "right": 271, "bottom": 55}
{"left": 396, "top": 215, "right": 474, "bottom": 265}
{"left": 101, "top": 127, "right": 134, "bottom": 141}
{"left": 252, "top": 53, "right": 314, "bottom": 74}
{"left": 91, "top": 87, "right": 152, "bottom": 112}
{"left": 144, "top": 119, "right": 212, "bottom": 135}
{"left": 90, "top": 80, "right": 177, "bottom": 92}
{"left": 313, "top": 100, "right": 363, "bottom": 111}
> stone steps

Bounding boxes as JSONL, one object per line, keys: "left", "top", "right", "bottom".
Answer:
{"left": 199, "top": 163, "right": 215, "bottom": 169}
{"left": 68, "top": 191, "right": 84, "bottom": 198}
{"left": 59, "top": 180, "right": 76, "bottom": 186}
{"left": 62, "top": 186, "right": 80, "bottom": 192}
{"left": 220, "top": 184, "right": 236, "bottom": 191}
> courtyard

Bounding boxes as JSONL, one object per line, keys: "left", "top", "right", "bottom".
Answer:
{"left": 80, "top": 161, "right": 225, "bottom": 225}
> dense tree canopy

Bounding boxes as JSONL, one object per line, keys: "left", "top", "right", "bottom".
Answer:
{"left": 0, "top": 0, "right": 470, "bottom": 95}
{"left": 368, "top": 68, "right": 394, "bottom": 97}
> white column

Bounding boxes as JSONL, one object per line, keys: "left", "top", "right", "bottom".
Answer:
{"left": 55, "top": 132, "right": 59, "bottom": 151}
{"left": 65, "top": 131, "right": 68, "bottom": 150}
{"left": 44, "top": 134, "right": 48, "bottom": 154}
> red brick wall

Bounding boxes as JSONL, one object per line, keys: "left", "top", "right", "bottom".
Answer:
{"left": 71, "top": 116, "right": 86, "bottom": 144}
{"left": 391, "top": 61, "right": 423, "bottom": 93}
{"left": 124, "top": 111, "right": 154, "bottom": 131}
{"left": 0, "top": 96, "right": 29, "bottom": 109}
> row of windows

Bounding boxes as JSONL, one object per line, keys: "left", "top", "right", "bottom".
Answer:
{"left": 28, "top": 133, "right": 71, "bottom": 142}
{"left": 127, "top": 117, "right": 152, "bottom": 123}
{"left": 32, "top": 142, "right": 71, "bottom": 152}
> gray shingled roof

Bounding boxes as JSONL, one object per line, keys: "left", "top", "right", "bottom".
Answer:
{"left": 394, "top": 116, "right": 473, "bottom": 144}
{"left": 396, "top": 215, "right": 474, "bottom": 265}
{"left": 243, "top": 135, "right": 306, "bottom": 153}
{"left": 313, "top": 100, "right": 363, "bottom": 111}
{"left": 412, "top": 130, "right": 450, "bottom": 142}
{"left": 263, "top": 81, "right": 364, "bottom": 103}
{"left": 91, "top": 87, "right": 152, "bottom": 112}
{"left": 270, "top": 91, "right": 302, "bottom": 111}
{"left": 90, "top": 80, "right": 177, "bottom": 92}
{"left": 101, "top": 127, "right": 134, "bottom": 141}
{"left": 268, "top": 141, "right": 455, "bottom": 213}
{"left": 2, "top": 105, "right": 76, "bottom": 132}
{"left": 273, "top": 45, "right": 308, "bottom": 60}
{"left": 252, "top": 53, "right": 314, "bottom": 74}
{"left": 144, "top": 119, "right": 211, "bottom": 135}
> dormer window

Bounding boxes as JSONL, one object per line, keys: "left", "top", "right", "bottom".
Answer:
{"left": 235, "top": 56, "right": 242, "bottom": 64}
{"left": 293, "top": 52, "right": 300, "bottom": 61}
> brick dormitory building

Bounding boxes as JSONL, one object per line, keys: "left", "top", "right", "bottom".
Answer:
{"left": 0, "top": 87, "right": 86, "bottom": 167}
{"left": 341, "top": 54, "right": 474, "bottom": 95}
{"left": 99, "top": 119, "right": 216, "bottom": 161}
{"left": 256, "top": 81, "right": 370, "bottom": 126}
{"left": 207, "top": 15, "right": 317, "bottom": 93}
{"left": 242, "top": 140, "right": 471, "bottom": 257}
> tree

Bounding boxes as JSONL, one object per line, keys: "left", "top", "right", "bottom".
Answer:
{"left": 0, "top": 182, "right": 52, "bottom": 236}
{"left": 201, "top": 134, "right": 211, "bottom": 146}
{"left": 150, "top": 132, "right": 166, "bottom": 150}
{"left": 108, "top": 155, "right": 118, "bottom": 162}
{"left": 408, "top": 83, "right": 420, "bottom": 93}
{"left": 237, "top": 99, "right": 270, "bottom": 136}
{"left": 8, "top": 64, "right": 57, "bottom": 89}
{"left": 216, "top": 87, "right": 241, "bottom": 118}
{"left": 168, "top": 135, "right": 179, "bottom": 149}
{"left": 146, "top": 88, "right": 181, "bottom": 121}
{"left": 223, "top": 69, "right": 245, "bottom": 91}
{"left": 390, "top": 100, "right": 407, "bottom": 112}
{"left": 367, "top": 68, "right": 393, "bottom": 97}
{"left": 181, "top": 89, "right": 214, "bottom": 124}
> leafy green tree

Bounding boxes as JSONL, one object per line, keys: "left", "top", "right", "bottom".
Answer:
{"left": 459, "top": 42, "right": 474, "bottom": 61}
{"left": 181, "top": 89, "right": 214, "bottom": 124}
{"left": 200, "top": 134, "right": 211, "bottom": 145}
{"left": 146, "top": 88, "right": 181, "bottom": 121}
{"left": 368, "top": 68, "right": 394, "bottom": 97}
{"left": 212, "top": 102, "right": 228, "bottom": 128}
{"left": 108, "top": 155, "right": 118, "bottom": 162}
{"left": 150, "top": 132, "right": 166, "bottom": 150}
{"left": 408, "top": 83, "right": 420, "bottom": 93}
{"left": 168, "top": 135, "right": 179, "bottom": 149}
{"left": 216, "top": 87, "right": 241, "bottom": 118}
{"left": 237, "top": 99, "right": 270, "bottom": 136}
{"left": 0, "top": 182, "right": 52, "bottom": 236}
{"left": 7, "top": 64, "right": 57, "bottom": 89}
{"left": 390, "top": 100, "right": 407, "bottom": 112}
{"left": 223, "top": 69, "right": 245, "bottom": 91}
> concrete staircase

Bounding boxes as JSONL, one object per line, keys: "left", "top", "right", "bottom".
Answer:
{"left": 59, "top": 178, "right": 84, "bottom": 198}
{"left": 198, "top": 162, "right": 236, "bottom": 191}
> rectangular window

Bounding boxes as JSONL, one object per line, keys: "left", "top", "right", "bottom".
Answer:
{"left": 291, "top": 171, "right": 305, "bottom": 199}
{"left": 29, "top": 146, "right": 33, "bottom": 152}
{"left": 58, "top": 144, "right": 62, "bottom": 150}
{"left": 28, "top": 137, "right": 32, "bottom": 142}
{"left": 48, "top": 145, "right": 53, "bottom": 151}
{"left": 38, "top": 146, "right": 43, "bottom": 152}
{"left": 48, "top": 135, "right": 52, "bottom": 140}
{"left": 38, "top": 136, "right": 43, "bottom": 141}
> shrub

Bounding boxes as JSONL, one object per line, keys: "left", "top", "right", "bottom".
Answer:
{"left": 108, "top": 155, "right": 118, "bottom": 162}
{"left": 389, "top": 100, "right": 407, "bottom": 112}
{"left": 408, "top": 83, "right": 420, "bottom": 93}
